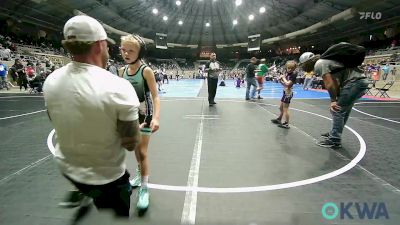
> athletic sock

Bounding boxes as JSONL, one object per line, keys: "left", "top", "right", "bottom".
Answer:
{"left": 141, "top": 176, "right": 149, "bottom": 188}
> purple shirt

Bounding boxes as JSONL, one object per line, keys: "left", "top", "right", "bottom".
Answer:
{"left": 285, "top": 71, "right": 297, "bottom": 88}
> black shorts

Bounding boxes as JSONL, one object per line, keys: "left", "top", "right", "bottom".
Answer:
{"left": 139, "top": 114, "right": 153, "bottom": 135}
{"left": 139, "top": 102, "right": 153, "bottom": 135}
{"left": 281, "top": 91, "right": 293, "bottom": 104}
{"left": 65, "top": 171, "right": 132, "bottom": 217}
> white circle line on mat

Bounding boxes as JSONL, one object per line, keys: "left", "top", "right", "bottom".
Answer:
{"left": 0, "top": 96, "right": 44, "bottom": 99}
{"left": 353, "top": 102, "right": 400, "bottom": 124}
{"left": 47, "top": 100, "right": 366, "bottom": 193}
{"left": 0, "top": 110, "right": 46, "bottom": 120}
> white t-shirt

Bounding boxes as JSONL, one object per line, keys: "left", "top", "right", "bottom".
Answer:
{"left": 43, "top": 62, "right": 140, "bottom": 185}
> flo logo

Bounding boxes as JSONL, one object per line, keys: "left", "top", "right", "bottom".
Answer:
{"left": 359, "top": 12, "right": 382, "bottom": 20}
{"left": 321, "top": 202, "right": 389, "bottom": 220}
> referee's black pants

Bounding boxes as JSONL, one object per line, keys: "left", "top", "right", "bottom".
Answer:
{"left": 207, "top": 77, "right": 218, "bottom": 104}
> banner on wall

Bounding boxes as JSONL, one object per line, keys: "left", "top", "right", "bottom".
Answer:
{"left": 199, "top": 46, "right": 213, "bottom": 58}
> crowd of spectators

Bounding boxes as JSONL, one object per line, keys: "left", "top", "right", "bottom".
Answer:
{"left": 0, "top": 32, "right": 68, "bottom": 92}
{"left": 0, "top": 31, "right": 65, "bottom": 56}
{"left": 1, "top": 27, "right": 398, "bottom": 90}
{"left": 177, "top": 60, "right": 195, "bottom": 70}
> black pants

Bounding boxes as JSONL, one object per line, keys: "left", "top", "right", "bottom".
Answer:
{"left": 207, "top": 77, "right": 218, "bottom": 103}
{"left": 383, "top": 72, "right": 388, "bottom": 80}
{"left": 18, "top": 76, "right": 28, "bottom": 90}
{"left": 30, "top": 81, "right": 43, "bottom": 92}
{"left": 65, "top": 171, "right": 132, "bottom": 217}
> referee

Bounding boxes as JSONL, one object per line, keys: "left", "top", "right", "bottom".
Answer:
{"left": 205, "top": 52, "right": 222, "bottom": 106}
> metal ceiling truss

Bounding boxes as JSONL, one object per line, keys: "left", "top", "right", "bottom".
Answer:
{"left": 1, "top": 0, "right": 398, "bottom": 47}
{"left": 185, "top": 3, "right": 201, "bottom": 44}
{"left": 172, "top": 3, "right": 197, "bottom": 43}
{"left": 215, "top": 3, "right": 229, "bottom": 44}
{"left": 197, "top": 2, "right": 207, "bottom": 46}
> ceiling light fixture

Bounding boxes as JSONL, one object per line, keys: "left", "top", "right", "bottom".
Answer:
{"left": 249, "top": 14, "right": 254, "bottom": 20}
{"left": 206, "top": 22, "right": 210, "bottom": 27}
{"left": 259, "top": 7, "right": 266, "bottom": 13}
{"left": 152, "top": 8, "right": 158, "bottom": 14}
{"left": 176, "top": 0, "right": 181, "bottom": 6}
{"left": 235, "top": 0, "right": 242, "bottom": 6}
{"left": 233, "top": 19, "right": 238, "bottom": 25}
{"left": 163, "top": 16, "right": 168, "bottom": 21}
{"left": 178, "top": 20, "right": 183, "bottom": 25}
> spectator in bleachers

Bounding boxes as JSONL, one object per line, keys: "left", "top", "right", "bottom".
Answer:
{"left": 26, "top": 64, "right": 36, "bottom": 79}
{"left": 303, "top": 70, "right": 314, "bottom": 90}
{"left": 382, "top": 64, "right": 390, "bottom": 80}
{"left": 391, "top": 67, "right": 397, "bottom": 79}
{"left": 10, "top": 43, "right": 16, "bottom": 52}
{"left": 391, "top": 39, "right": 397, "bottom": 49}
{"left": 28, "top": 73, "right": 43, "bottom": 93}
{"left": 0, "top": 45, "right": 7, "bottom": 60}
{"left": 13, "top": 59, "right": 28, "bottom": 91}
{"left": 8, "top": 64, "right": 17, "bottom": 84}
{"left": 26, "top": 60, "right": 34, "bottom": 67}
{"left": 35, "top": 62, "right": 43, "bottom": 75}
{"left": 45, "top": 58, "right": 54, "bottom": 68}
{"left": 0, "top": 60, "right": 7, "bottom": 84}
{"left": 3, "top": 46, "right": 11, "bottom": 59}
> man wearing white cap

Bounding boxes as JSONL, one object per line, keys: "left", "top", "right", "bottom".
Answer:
{"left": 43, "top": 15, "right": 140, "bottom": 217}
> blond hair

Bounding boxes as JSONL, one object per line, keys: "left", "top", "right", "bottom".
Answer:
{"left": 121, "top": 34, "right": 140, "bottom": 45}
{"left": 286, "top": 60, "right": 297, "bottom": 70}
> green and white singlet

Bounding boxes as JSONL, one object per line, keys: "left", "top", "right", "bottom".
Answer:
{"left": 123, "top": 64, "right": 153, "bottom": 134}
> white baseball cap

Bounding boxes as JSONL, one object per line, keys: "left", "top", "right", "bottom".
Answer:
{"left": 63, "top": 15, "right": 115, "bottom": 44}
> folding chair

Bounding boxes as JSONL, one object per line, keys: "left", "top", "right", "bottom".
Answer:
{"left": 374, "top": 81, "right": 394, "bottom": 98}
{"left": 28, "top": 85, "right": 39, "bottom": 94}
{"left": 364, "top": 80, "right": 375, "bottom": 96}
{"left": 28, "top": 80, "right": 41, "bottom": 94}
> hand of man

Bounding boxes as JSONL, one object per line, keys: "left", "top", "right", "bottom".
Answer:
{"left": 330, "top": 101, "right": 341, "bottom": 112}
{"left": 150, "top": 118, "right": 160, "bottom": 133}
